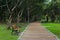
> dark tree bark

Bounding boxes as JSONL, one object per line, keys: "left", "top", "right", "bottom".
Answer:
{"left": 51, "top": 14, "right": 56, "bottom": 22}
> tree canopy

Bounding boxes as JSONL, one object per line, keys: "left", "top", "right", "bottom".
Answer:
{"left": 0, "top": 0, "right": 60, "bottom": 23}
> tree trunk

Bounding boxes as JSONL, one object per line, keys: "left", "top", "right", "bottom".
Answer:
{"left": 17, "top": 9, "right": 24, "bottom": 23}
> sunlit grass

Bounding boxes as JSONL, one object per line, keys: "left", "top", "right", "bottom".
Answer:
{"left": 42, "top": 23, "right": 60, "bottom": 38}
{"left": 0, "top": 23, "right": 27, "bottom": 40}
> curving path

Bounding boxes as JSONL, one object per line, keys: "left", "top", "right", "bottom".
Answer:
{"left": 18, "top": 22, "right": 57, "bottom": 40}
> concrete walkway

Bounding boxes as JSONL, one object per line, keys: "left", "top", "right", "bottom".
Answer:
{"left": 18, "top": 22, "right": 57, "bottom": 40}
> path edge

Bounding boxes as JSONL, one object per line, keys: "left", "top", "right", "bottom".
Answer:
{"left": 42, "top": 26, "right": 60, "bottom": 40}
{"left": 17, "top": 24, "right": 30, "bottom": 40}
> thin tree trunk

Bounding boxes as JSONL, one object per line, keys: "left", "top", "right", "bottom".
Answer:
{"left": 27, "top": 7, "right": 29, "bottom": 23}
{"left": 11, "top": 0, "right": 25, "bottom": 11}
{"left": 17, "top": 9, "right": 24, "bottom": 23}
{"left": 6, "top": 0, "right": 12, "bottom": 29}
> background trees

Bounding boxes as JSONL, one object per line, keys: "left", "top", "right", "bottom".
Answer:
{"left": 0, "top": 0, "right": 60, "bottom": 23}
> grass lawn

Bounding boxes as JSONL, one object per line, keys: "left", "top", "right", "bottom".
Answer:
{"left": 0, "top": 23, "right": 28, "bottom": 40}
{"left": 42, "top": 23, "right": 60, "bottom": 38}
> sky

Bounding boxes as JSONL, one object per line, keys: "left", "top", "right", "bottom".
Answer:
{"left": 44, "top": 0, "right": 52, "bottom": 4}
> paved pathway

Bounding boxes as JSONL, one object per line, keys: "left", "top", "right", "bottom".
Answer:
{"left": 18, "top": 22, "right": 57, "bottom": 40}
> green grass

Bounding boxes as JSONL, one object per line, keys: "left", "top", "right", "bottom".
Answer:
{"left": 0, "top": 23, "right": 28, "bottom": 40}
{"left": 42, "top": 23, "right": 60, "bottom": 38}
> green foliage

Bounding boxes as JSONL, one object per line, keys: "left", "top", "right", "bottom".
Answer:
{"left": 0, "top": 0, "right": 46, "bottom": 22}
{"left": 0, "top": 0, "right": 60, "bottom": 22}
